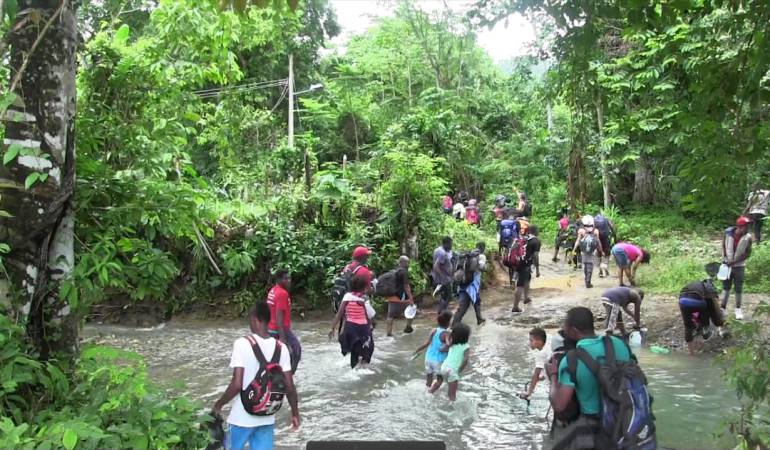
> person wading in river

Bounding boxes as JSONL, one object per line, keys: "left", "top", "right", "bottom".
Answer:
{"left": 432, "top": 237, "right": 454, "bottom": 314}
{"left": 546, "top": 307, "right": 637, "bottom": 450}
{"left": 267, "top": 270, "right": 301, "bottom": 374}
{"left": 381, "top": 256, "right": 415, "bottom": 337}
{"left": 452, "top": 241, "right": 487, "bottom": 327}
{"left": 213, "top": 302, "right": 300, "bottom": 450}
{"left": 518, "top": 327, "right": 551, "bottom": 401}
{"left": 414, "top": 311, "right": 452, "bottom": 390}
{"left": 329, "top": 275, "right": 375, "bottom": 368}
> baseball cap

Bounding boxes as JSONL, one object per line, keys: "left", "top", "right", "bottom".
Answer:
{"left": 352, "top": 246, "right": 372, "bottom": 259}
{"left": 736, "top": 216, "right": 752, "bottom": 226}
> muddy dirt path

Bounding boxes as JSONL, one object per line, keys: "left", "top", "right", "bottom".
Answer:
{"left": 460, "top": 247, "right": 767, "bottom": 353}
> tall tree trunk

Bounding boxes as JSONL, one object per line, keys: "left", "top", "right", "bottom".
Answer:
{"left": 633, "top": 152, "right": 655, "bottom": 205}
{"left": 567, "top": 111, "right": 588, "bottom": 211}
{"left": 595, "top": 94, "right": 611, "bottom": 210}
{"left": 1, "top": 0, "right": 78, "bottom": 359}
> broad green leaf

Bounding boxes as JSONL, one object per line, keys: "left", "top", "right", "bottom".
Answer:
{"left": 3, "top": 143, "right": 21, "bottom": 165}
{"left": 62, "top": 429, "right": 77, "bottom": 450}
{"left": 114, "top": 24, "right": 130, "bottom": 45}
{"left": 24, "top": 172, "right": 40, "bottom": 190}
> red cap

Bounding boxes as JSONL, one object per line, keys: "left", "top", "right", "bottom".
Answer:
{"left": 352, "top": 246, "right": 372, "bottom": 260}
{"left": 736, "top": 216, "right": 752, "bottom": 226}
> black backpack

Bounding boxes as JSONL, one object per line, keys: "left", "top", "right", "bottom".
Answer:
{"left": 453, "top": 251, "right": 479, "bottom": 286}
{"left": 331, "top": 265, "right": 363, "bottom": 312}
{"left": 522, "top": 201, "right": 533, "bottom": 218}
{"left": 240, "top": 336, "right": 286, "bottom": 416}
{"left": 567, "top": 336, "right": 657, "bottom": 450}
{"left": 374, "top": 269, "right": 399, "bottom": 297}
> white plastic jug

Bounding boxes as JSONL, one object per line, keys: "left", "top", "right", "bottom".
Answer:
{"left": 629, "top": 330, "right": 643, "bottom": 348}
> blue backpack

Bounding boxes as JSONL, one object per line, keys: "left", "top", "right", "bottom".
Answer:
{"left": 595, "top": 214, "right": 610, "bottom": 235}
{"left": 567, "top": 336, "right": 656, "bottom": 450}
{"left": 499, "top": 219, "right": 519, "bottom": 248}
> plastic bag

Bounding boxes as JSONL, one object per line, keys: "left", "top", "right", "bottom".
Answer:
{"left": 717, "top": 264, "right": 731, "bottom": 281}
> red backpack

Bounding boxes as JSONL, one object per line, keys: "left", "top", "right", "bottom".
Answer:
{"left": 503, "top": 237, "right": 528, "bottom": 268}
{"left": 466, "top": 206, "right": 479, "bottom": 225}
{"left": 239, "top": 336, "right": 286, "bottom": 416}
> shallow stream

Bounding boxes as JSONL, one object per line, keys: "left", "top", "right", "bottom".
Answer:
{"left": 85, "top": 313, "right": 737, "bottom": 449}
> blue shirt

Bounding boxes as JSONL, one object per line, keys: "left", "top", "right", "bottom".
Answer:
{"left": 425, "top": 327, "right": 448, "bottom": 364}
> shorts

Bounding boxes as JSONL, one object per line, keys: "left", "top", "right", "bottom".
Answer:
{"left": 516, "top": 266, "right": 532, "bottom": 287}
{"left": 603, "top": 299, "right": 623, "bottom": 330}
{"left": 611, "top": 245, "right": 630, "bottom": 268}
{"left": 425, "top": 360, "right": 443, "bottom": 376}
{"left": 387, "top": 296, "right": 407, "bottom": 319}
{"left": 441, "top": 366, "right": 461, "bottom": 383}
{"left": 226, "top": 423, "right": 274, "bottom": 450}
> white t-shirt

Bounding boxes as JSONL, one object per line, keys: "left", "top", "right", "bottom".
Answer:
{"left": 534, "top": 344, "right": 552, "bottom": 371}
{"left": 453, "top": 203, "right": 466, "bottom": 219}
{"left": 227, "top": 334, "right": 292, "bottom": 428}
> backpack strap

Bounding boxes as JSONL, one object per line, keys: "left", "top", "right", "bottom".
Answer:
{"left": 245, "top": 335, "right": 269, "bottom": 368}
{"left": 270, "top": 341, "right": 282, "bottom": 365}
{"left": 602, "top": 335, "right": 617, "bottom": 365}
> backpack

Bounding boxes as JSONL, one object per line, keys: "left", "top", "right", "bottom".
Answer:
{"left": 466, "top": 206, "right": 479, "bottom": 225}
{"left": 550, "top": 332, "right": 580, "bottom": 423}
{"left": 240, "top": 336, "right": 287, "bottom": 416}
{"left": 503, "top": 237, "right": 528, "bottom": 269}
{"left": 374, "top": 269, "right": 399, "bottom": 297}
{"left": 499, "top": 219, "right": 519, "bottom": 248}
{"left": 331, "top": 265, "right": 363, "bottom": 312}
{"left": 522, "top": 201, "right": 533, "bottom": 218}
{"left": 580, "top": 232, "right": 599, "bottom": 254}
{"left": 595, "top": 214, "right": 610, "bottom": 235}
{"left": 453, "top": 251, "right": 479, "bottom": 285}
{"left": 567, "top": 336, "right": 657, "bottom": 450}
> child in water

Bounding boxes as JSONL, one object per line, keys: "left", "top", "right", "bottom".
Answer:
{"left": 429, "top": 323, "right": 471, "bottom": 401}
{"left": 414, "top": 311, "right": 452, "bottom": 388}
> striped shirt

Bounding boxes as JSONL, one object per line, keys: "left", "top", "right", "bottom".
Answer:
{"left": 343, "top": 292, "right": 368, "bottom": 325}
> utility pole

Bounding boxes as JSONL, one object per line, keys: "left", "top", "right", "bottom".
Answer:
{"left": 288, "top": 54, "right": 294, "bottom": 149}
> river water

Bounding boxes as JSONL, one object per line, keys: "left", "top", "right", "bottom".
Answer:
{"left": 85, "top": 312, "right": 738, "bottom": 450}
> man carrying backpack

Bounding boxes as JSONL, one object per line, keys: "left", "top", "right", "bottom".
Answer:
{"left": 380, "top": 256, "right": 415, "bottom": 337}
{"left": 432, "top": 237, "right": 454, "bottom": 314}
{"left": 512, "top": 226, "right": 541, "bottom": 313}
{"left": 213, "top": 302, "right": 300, "bottom": 450}
{"left": 744, "top": 187, "right": 768, "bottom": 244}
{"left": 267, "top": 271, "right": 301, "bottom": 374}
{"left": 721, "top": 216, "right": 754, "bottom": 320}
{"left": 594, "top": 213, "right": 615, "bottom": 277}
{"left": 545, "top": 307, "right": 656, "bottom": 450}
{"left": 573, "top": 215, "right": 603, "bottom": 289}
{"left": 452, "top": 242, "right": 487, "bottom": 327}
{"left": 465, "top": 199, "right": 481, "bottom": 227}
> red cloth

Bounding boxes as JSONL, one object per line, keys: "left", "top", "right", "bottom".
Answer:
{"left": 344, "top": 261, "right": 373, "bottom": 286}
{"left": 559, "top": 217, "right": 569, "bottom": 230}
{"left": 442, "top": 196, "right": 453, "bottom": 209}
{"left": 267, "top": 285, "right": 291, "bottom": 331}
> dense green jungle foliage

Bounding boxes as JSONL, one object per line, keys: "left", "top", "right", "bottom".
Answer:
{"left": 1, "top": 0, "right": 769, "bottom": 448}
